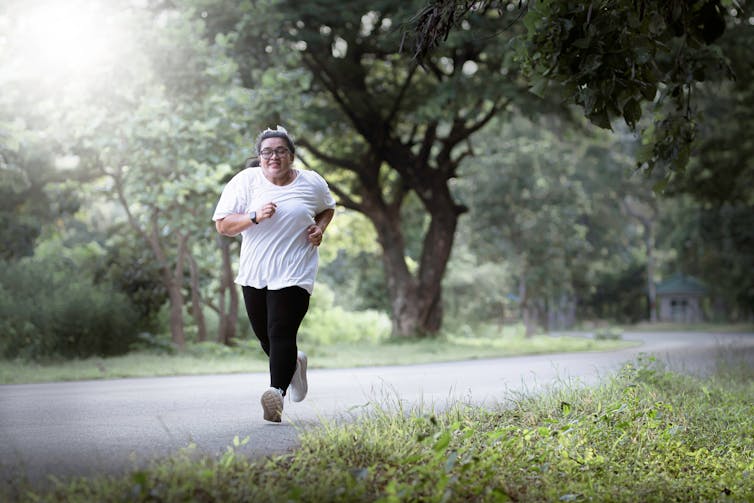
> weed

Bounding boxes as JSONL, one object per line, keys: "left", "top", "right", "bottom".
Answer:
{"left": 9, "top": 357, "right": 753, "bottom": 502}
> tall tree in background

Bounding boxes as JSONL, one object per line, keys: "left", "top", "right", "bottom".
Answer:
{"left": 659, "top": 10, "right": 754, "bottom": 319}
{"left": 200, "top": 0, "right": 560, "bottom": 337}
{"left": 411, "top": 0, "right": 752, "bottom": 320}
{"left": 409, "top": 0, "right": 737, "bottom": 177}
{"left": 61, "top": 7, "right": 252, "bottom": 348}
{"left": 0, "top": 66, "right": 84, "bottom": 261}
{"left": 456, "top": 117, "right": 660, "bottom": 331}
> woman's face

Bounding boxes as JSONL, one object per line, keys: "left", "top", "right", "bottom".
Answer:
{"left": 259, "top": 137, "right": 294, "bottom": 182}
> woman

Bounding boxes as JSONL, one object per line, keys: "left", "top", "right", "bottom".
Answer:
{"left": 213, "top": 126, "right": 336, "bottom": 422}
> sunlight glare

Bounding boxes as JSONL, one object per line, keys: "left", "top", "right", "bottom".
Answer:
{"left": 11, "top": 1, "right": 120, "bottom": 83}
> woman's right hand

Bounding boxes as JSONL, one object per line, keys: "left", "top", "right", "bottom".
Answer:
{"left": 256, "top": 202, "right": 277, "bottom": 223}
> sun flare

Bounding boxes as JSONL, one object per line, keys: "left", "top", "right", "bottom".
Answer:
{"left": 5, "top": 1, "right": 123, "bottom": 85}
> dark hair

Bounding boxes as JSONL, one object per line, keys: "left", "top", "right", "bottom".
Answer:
{"left": 255, "top": 126, "right": 296, "bottom": 156}
{"left": 245, "top": 157, "right": 260, "bottom": 168}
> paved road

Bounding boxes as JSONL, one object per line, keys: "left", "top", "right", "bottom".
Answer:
{"left": 1, "top": 331, "right": 752, "bottom": 487}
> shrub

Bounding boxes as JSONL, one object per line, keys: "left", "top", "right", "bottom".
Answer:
{"left": 594, "top": 326, "right": 623, "bottom": 340}
{"left": 0, "top": 257, "right": 140, "bottom": 360}
{"left": 299, "top": 283, "right": 391, "bottom": 344}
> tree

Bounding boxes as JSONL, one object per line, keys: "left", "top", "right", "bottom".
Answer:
{"left": 455, "top": 116, "right": 656, "bottom": 331}
{"left": 408, "top": 0, "right": 754, "bottom": 324}
{"left": 0, "top": 68, "right": 84, "bottom": 260}
{"left": 649, "top": 9, "right": 754, "bottom": 320}
{"left": 200, "top": 0, "right": 561, "bottom": 337}
{"left": 456, "top": 116, "right": 593, "bottom": 334}
{"left": 408, "top": 0, "right": 738, "bottom": 178}
{"left": 61, "top": 6, "right": 252, "bottom": 349}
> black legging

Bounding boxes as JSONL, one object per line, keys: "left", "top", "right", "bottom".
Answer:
{"left": 242, "top": 285, "right": 310, "bottom": 395}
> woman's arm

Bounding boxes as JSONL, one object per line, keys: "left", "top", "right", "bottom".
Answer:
{"left": 215, "top": 202, "right": 278, "bottom": 236}
{"left": 315, "top": 208, "right": 335, "bottom": 233}
{"left": 215, "top": 213, "right": 254, "bottom": 237}
{"left": 307, "top": 208, "right": 335, "bottom": 246}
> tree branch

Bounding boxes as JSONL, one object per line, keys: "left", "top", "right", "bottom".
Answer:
{"left": 386, "top": 62, "right": 420, "bottom": 126}
{"left": 297, "top": 138, "right": 362, "bottom": 173}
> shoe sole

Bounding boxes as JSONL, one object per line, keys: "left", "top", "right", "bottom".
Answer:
{"left": 261, "top": 389, "right": 283, "bottom": 423}
{"left": 291, "top": 353, "right": 308, "bottom": 402}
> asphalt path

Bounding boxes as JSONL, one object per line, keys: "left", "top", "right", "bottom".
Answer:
{"left": 1, "top": 331, "right": 752, "bottom": 488}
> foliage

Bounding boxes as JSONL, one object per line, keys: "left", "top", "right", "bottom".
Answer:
{"left": 0, "top": 327, "right": 635, "bottom": 384}
{"left": 454, "top": 116, "right": 648, "bottom": 329}
{"left": 60, "top": 5, "right": 254, "bottom": 348}
{"left": 317, "top": 209, "right": 390, "bottom": 312}
{"left": 593, "top": 326, "right": 624, "bottom": 340}
{"left": 96, "top": 231, "right": 169, "bottom": 334}
{"left": 442, "top": 244, "right": 514, "bottom": 326}
{"left": 196, "top": 0, "right": 567, "bottom": 337}
{"left": 409, "top": 0, "right": 742, "bottom": 178}
{"left": 0, "top": 257, "right": 140, "bottom": 361}
{"left": 299, "top": 283, "right": 392, "bottom": 345}
{"left": 15, "top": 358, "right": 753, "bottom": 501}
{"left": 0, "top": 99, "right": 82, "bottom": 261}
{"left": 523, "top": 1, "right": 731, "bottom": 170}
{"left": 579, "top": 261, "right": 648, "bottom": 323}
{"left": 1, "top": 0, "right": 750, "bottom": 353}
{"left": 658, "top": 195, "right": 754, "bottom": 320}
{"left": 672, "top": 10, "right": 754, "bottom": 203}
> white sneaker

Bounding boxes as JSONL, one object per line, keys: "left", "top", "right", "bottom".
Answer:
{"left": 261, "top": 387, "right": 284, "bottom": 422}
{"left": 289, "top": 351, "right": 308, "bottom": 403}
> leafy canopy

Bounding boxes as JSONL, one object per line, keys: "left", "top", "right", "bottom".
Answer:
{"left": 407, "top": 0, "right": 740, "bottom": 176}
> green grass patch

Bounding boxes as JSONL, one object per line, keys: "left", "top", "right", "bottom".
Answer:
{"left": 625, "top": 322, "right": 754, "bottom": 333}
{"left": 0, "top": 328, "right": 635, "bottom": 384}
{"left": 6, "top": 356, "right": 752, "bottom": 502}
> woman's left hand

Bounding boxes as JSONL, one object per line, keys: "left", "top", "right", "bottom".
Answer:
{"left": 306, "top": 224, "right": 324, "bottom": 246}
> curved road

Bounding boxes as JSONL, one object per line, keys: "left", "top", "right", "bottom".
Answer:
{"left": 1, "top": 331, "right": 752, "bottom": 487}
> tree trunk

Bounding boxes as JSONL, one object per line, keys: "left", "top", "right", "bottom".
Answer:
{"left": 216, "top": 236, "right": 238, "bottom": 345}
{"left": 374, "top": 215, "right": 450, "bottom": 338}
{"left": 187, "top": 250, "right": 208, "bottom": 342}
{"left": 166, "top": 280, "right": 186, "bottom": 350}
{"left": 111, "top": 168, "right": 187, "bottom": 350}
{"left": 364, "top": 187, "right": 458, "bottom": 338}
{"left": 646, "top": 222, "right": 657, "bottom": 322}
{"left": 164, "top": 234, "right": 188, "bottom": 350}
{"left": 519, "top": 269, "right": 537, "bottom": 337}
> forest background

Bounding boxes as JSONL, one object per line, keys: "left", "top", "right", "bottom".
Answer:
{"left": 1, "top": 0, "right": 752, "bottom": 363}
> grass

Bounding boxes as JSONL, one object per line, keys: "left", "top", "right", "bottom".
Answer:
{"left": 625, "top": 322, "right": 754, "bottom": 333}
{"left": 6, "top": 355, "right": 752, "bottom": 502}
{"left": 0, "top": 328, "right": 636, "bottom": 385}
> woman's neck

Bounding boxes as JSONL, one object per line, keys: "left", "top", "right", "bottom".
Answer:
{"left": 267, "top": 168, "right": 296, "bottom": 186}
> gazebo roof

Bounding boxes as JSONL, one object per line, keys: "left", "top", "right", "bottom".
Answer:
{"left": 656, "top": 273, "right": 707, "bottom": 296}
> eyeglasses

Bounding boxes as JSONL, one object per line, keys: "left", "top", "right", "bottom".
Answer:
{"left": 259, "top": 147, "right": 291, "bottom": 159}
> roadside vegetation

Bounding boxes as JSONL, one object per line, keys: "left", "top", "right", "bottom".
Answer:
{"left": 4, "top": 316, "right": 752, "bottom": 386}
{"left": 7, "top": 355, "right": 751, "bottom": 502}
{"left": 0, "top": 322, "right": 635, "bottom": 384}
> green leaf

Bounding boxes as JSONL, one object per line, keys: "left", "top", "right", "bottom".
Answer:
{"left": 623, "top": 98, "right": 642, "bottom": 129}
{"left": 652, "top": 179, "right": 668, "bottom": 193}
{"left": 589, "top": 108, "right": 612, "bottom": 130}
{"left": 432, "top": 431, "right": 451, "bottom": 452}
{"left": 530, "top": 78, "right": 549, "bottom": 98}
{"left": 639, "top": 82, "right": 658, "bottom": 101}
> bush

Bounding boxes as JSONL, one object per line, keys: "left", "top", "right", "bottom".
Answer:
{"left": 299, "top": 283, "right": 391, "bottom": 344}
{"left": 594, "top": 326, "right": 623, "bottom": 340}
{"left": 0, "top": 257, "right": 140, "bottom": 360}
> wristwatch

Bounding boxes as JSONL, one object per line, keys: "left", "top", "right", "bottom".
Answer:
{"left": 249, "top": 211, "right": 258, "bottom": 224}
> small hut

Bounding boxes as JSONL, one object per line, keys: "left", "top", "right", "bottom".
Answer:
{"left": 655, "top": 273, "right": 707, "bottom": 323}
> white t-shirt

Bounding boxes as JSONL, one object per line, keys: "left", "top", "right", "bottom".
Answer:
{"left": 212, "top": 167, "right": 336, "bottom": 294}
